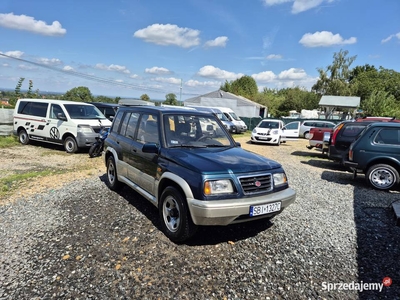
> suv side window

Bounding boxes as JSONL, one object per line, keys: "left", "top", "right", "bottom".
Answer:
{"left": 303, "top": 122, "right": 313, "bottom": 127}
{"left": 374, "top": 129, "right": 400, "bottom": 145}
{"left": 137, "top": 114, "right": 159, "bottom": 144}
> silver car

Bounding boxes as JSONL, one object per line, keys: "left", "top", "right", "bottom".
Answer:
{"left": 299, "top": 120, "right": 336, "bottom": 138}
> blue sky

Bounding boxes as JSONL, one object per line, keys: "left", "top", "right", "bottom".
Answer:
{"left": 0, "top": 0, "right": 399, "bottom": 101}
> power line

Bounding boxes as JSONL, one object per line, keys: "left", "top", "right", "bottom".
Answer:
{"left": 0, "top": 53, "right": 200, "bottom": 97}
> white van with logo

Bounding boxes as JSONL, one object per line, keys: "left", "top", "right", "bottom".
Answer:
{"left": 214, "top": 107, "right": 247, "bottom": 133}
{"left": 13, "top": 99, "right": 112, "bottom": 153}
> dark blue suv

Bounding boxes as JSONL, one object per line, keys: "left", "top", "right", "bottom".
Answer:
{"left": 104, "top": 106, "right": 296, "bottom": 242}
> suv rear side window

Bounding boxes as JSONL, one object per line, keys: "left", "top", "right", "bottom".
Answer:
{"left": 111, "top": 111, "right": 124, "bottom": 133}
{"left": 374, "top": 129, "right": 400, "bottom": 145}
{"left": 342, "top": 125, "right": 366, "bottom": 137}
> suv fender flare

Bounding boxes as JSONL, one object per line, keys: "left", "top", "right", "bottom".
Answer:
{"left": 104, "top": 147, "right": 119, "bottom": 165}
{"left": 158, "top": 172, "right": 194, "bottom": 201}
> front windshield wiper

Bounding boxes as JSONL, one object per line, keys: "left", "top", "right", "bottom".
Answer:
{"left": 205, "top": 144, "right": 229, "bottom": 147}
{"left": 169, "top": 144, "right": 207, "bottom": 148}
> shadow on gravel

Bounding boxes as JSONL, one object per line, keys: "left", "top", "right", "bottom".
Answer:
{"left": 300, "top": 159, "right": 349, "bottom": 172}
{"left": 291, "top": 150, "right": 327, "bottom": 159}
{"left": 321, "top": 170, "right": 400, "bottom": 299}
{"left": 99, "top": 174, "right": 276, "bottom": 246}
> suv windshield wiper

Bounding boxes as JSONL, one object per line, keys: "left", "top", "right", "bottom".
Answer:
{"left": 205, "top": 144, "right": 229, "bottom": 147}
{"left": 169, "top": 144, "right": 207, "bottom": 148}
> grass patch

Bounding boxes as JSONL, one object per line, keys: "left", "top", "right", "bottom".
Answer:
{"left": 0, "top": 135, "right": 19, "bottom": 148}
{"left": 0, "top": 169, "right": 64, "bottom": 197}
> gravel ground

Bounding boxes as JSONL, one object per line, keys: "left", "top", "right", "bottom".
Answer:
{"left": 1, "top": 138, "right": 399, "bottom": 299}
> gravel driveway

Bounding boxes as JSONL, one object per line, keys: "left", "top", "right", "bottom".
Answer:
{"left": 1, "top": 138, "right": 399, "bottom": 299}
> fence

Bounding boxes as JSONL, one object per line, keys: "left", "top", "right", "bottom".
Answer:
{"left": 0, "top": 108, "right": 14, "bottom": 136}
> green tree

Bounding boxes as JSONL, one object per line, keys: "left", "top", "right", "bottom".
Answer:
{"left": 9, "top": 77, "right": 25, "bottom": 106}
{"left": 26, "top": 80, "right": 34, "bottom": 98}
{"left": 221, "top": 76, "right": 258, "bottom": 100}
{"left": 140, "top": 94, "right": 150, "bottom": 101}
{"left": 63, "top": 86, "right": 94, "bottom": 102}
{"left": 95, "top": 95, "right": 114, "bottom": 103}
{"left": 164, "top": 93, "right": 178, "bottom": 105}
{"left": 312, "top": 49, "right": 357, "bottom": 96}
{"left": 361, "top": 90, "right": 400, "bottom": 118}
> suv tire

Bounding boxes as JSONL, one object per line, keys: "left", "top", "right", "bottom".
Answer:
{"left": 106, "top": 156, "right": 122, "bottom": 191}
{"left": 159, "top": 186, "right": 197, "bottom": 243}
{"left": 366, "top": 164, "right": 399, "bottom": 190}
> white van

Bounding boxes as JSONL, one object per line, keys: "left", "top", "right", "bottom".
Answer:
{"left": 214, "top": 107, "right": 247, "bottom": 133}
{"left": 186, "top": 106, "right": 237, "bottom": 133}
{"left": 13, "top": 99, "right": 112, "bottom": 153}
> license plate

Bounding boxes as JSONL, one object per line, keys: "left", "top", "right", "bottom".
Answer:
{"left": 258, "top": 136, "right": 269, "bottom": 140}
{"left": 250, "top": 202, "right": 281, "bottom": 217}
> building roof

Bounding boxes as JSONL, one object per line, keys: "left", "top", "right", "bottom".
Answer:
{"left": 185, "top": 90, "right": 266, "bottom": 108}
{"left": 319, "top": 95, "right": 360, "bottom": 108}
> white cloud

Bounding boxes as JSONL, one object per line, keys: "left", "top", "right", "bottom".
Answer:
{"left": 0, "top": 13, "right": 66, "bottom": 36}
{"left": 115, "top": 79, "right": 124, "bottom": 83}
{"left": 204, "top": 36, "right": 229, "bottom": 48}
{"left": 381, "top": 32, "right": 400, "bottom": 43}
{"left": 262, "top": 0, "right": 334, "bottom": 14}
{"left": 278, "top": 68, "right": 307, "bottom": 80}
{"left": 151, "top": 77, "right": 181, "bottom": 84}
{"left": 266, "top": 54, "right": 283, "bottom": 60}
{"left": 252, "top": 71, "right": 277, "bottom": 82}
{"left": 95, "top": 63, "right": 130, "bottom": 74}
{"left": 63, "top": 65, "right": 73, "bottom": 71}
{"left": 37, "top": 57, "right": 62, "bottom": 65}
{"left": 0, "top": 50, "right": 24, "bottom": 58}
{"left": 145, "top": 67, "right": 171, "bottom": 75}
{"left": 130, "top": 74, "right": 139, "bottom": 79}
{"left": 18, "top": 64, "right": 37, "bottom": 70}
{"left": 134, "top": 23, "right": 200, "bottom": 48}
{"left": 197, "top": 65, "right": 244, "bottom": 80}
{"left": 299, "top": 31, "right": 357, "bottom": 47}
{"left": 185, "top": 79, "right": 220, "bottom": 87}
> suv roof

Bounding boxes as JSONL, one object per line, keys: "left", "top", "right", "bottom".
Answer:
{"left": 355, "top": 116, "right": 400, "bottom": 122}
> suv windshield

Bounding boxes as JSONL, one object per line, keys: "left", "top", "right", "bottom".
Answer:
{"left": 163, "top": 113, "right": 232, "bottom": 148}
{"left": 64, "top": 104, "right": 107, "bottom": 120}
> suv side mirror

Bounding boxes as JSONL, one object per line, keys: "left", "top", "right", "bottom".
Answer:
{"left": 142, "top": 143, "right": 159, "bottom": 154}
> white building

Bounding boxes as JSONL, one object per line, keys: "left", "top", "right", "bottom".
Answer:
{"left": 184, "top": 90, "right": 267, "bottom": 118}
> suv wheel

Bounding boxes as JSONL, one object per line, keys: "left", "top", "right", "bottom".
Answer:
{"left": 106, "top": 156, "right": 122, "bottom": 191}
{"left": 366, "top": 164, "right": 399, "bottom": 190}
{"left": 159, "top": 186, "right": 197, "bottom": 243}
{"left": 304, "top": 131, "right": 310, "bottom": 139}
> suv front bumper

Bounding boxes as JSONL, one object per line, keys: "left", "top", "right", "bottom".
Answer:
{"left": 187, "top": 188, "right": 296, "bottom": 226}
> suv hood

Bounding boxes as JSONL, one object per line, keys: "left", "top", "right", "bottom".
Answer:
{"left": 163, "top": 147, "right": 281, "bottom": 174}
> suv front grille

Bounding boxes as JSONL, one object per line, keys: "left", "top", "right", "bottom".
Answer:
{"left": 238, "top": 174, "right": 273, "bottom": 195}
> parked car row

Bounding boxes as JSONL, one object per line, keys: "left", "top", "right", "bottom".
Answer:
{"left": 306, "top": 116, "right": 400, "bottom": 191}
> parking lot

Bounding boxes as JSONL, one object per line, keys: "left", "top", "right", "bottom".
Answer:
{"left": 1, "top": 137, "right": 399, "bottom": 299}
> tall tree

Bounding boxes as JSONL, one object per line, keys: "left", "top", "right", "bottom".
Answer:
{"left": 312, "top": 49, "right": 357, "bottom": 96}
{"left": 140, "top": 94, "right": 150, "bottom": 101}
{"left": 164, "top": 93, "right": 178, "bottom": 105}
{"left": 27, "top": 80, "right": 34, "bottom": 98}
{"left": 221, "top": 76, "right": 258, "bottom": 100}
{"left": 63, "top": 86, "right": 94, "bottom": 102}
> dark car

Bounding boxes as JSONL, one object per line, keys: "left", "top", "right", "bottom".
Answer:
{"left": 344, "top": 122, "right": 400, "bottom": 190}
{"left": 326, "top": 117, "right": 400, "bottom": 162}
{"left": 89, "top": 102, "right": 119, "bottom": 121}
{"left": 103, "top": 106, "right": 296, "bottom": 242}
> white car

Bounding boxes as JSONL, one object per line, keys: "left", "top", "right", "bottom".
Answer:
{"left": 251, "top": 119, "right": 300, "bottom": 145}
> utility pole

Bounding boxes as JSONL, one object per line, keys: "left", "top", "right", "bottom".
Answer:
{"left": 179, "top": 79, "right": 182, "bottom": 106}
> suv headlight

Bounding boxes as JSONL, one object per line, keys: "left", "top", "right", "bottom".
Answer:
{"left": 252, "top": 129, "right": 257, "bottom": 133}
{"left": 204, "top": 180, "right": 234, "bottom": 195}
{"left": 77, "top": 125, "right": 94, "bottom": 133}
{"left": 273, "top": 173, "right": 287, "bottom": 186}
